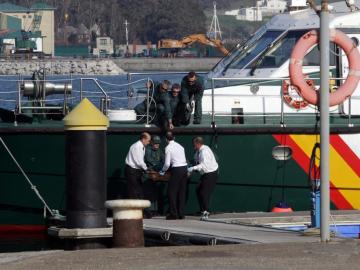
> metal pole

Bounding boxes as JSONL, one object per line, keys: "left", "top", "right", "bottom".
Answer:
{"left": 17, "top": 74, "right": 21, "bottom": 115}
{"left": 211, "top": 78, "right": 215, "bottom": 125}
{"left": 80, "top": 78, "right": 83, "bottom": 100}
{"left": 320, "top": 0, "right": 330, "bottom": 242}
{"left": 348, "top": 97, "right": 352, "bottom": 127}
{"left": 125, "top": 19, "right": 129, "bottom": 55}
{"left": 280, "top": 80, "right": 284, "bottom": 126}
{"left": 127, "top": 73, "right": 132, "bottom": 108}
{"left": 146, "top": 77, "right": 150, "bottom": 127}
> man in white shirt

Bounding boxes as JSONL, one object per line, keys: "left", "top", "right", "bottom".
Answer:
{"left": 160, "top": 131, "right": 188, "bottom": 220}
{"left": 188, "top": 136, "right": 218, "bottom": 220}
{"left": 125, "top": 132, "right": 151, "bottom": 199}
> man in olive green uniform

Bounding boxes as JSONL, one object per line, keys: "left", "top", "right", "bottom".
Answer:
{"left": 145, "top": 135, "right": 164, "bottom": 171}
{"left": 144, "top": 135, "right": 166, "bottom": 215}
{"left": 154, "top": 81, "right": 174, "bottom": 130}
{"left": 169, "top": 83, "right": 181, "bottom": 126}
{"left": 180, "top": 71, "right": 205, "bottom": 125}
{"left": 134, "top": 80, "right": 174, "bottom": 129}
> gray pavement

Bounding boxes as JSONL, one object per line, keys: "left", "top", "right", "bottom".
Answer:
{"left": 3, "top": 211, "right": 360, "bottom": 269}
{"left": 2, "top": 239, "right": 360, "bottom": 270}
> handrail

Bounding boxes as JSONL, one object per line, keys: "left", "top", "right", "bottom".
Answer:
{"left": 80, "top": 78, "right": 109, "bottom": 114}
{"left": 211, "top": 78, "right": 215, "bottom": 126}
{"left": 209, "top": 76, "right": 354, "bottom": 127}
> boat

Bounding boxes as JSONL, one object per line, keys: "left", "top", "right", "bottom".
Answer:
{"left": 1, "top": 0, "right": 360, "bottom": 231}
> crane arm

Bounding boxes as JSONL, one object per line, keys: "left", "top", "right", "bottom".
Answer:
{"left": 158, "top": 34, "right": 229, "bottom": 55}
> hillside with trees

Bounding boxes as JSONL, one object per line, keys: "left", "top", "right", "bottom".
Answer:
{"left": 2, "top": 0, "right": 331, "bottom": 46}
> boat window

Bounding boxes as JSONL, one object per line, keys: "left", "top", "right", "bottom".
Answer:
{"left": 226, "top": 30, "right": 284, "bottom": 70}
{"left": 253, "top": 30, "right": 337, "bottom": 68}
{"left": 253, "top": 30, "right": 309, "bottom": 69}
{"left": 303, "top": 43, "right": 336, "bottom": 66}
{"left": 210, "top": 26, "right": 267, "bottom": 74}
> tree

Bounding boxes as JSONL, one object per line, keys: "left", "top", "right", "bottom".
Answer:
{"left": 1, "top": 0, "right": 262, "bottom": 46}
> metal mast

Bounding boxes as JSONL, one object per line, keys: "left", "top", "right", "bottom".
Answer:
{"left": 208, "top": 1, "right": 222, "bottom": 40}
{"left": 124, "top": 19, "right": 130, "bottom": 55}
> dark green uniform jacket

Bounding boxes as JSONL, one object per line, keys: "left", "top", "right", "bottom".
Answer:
{"left": 168, "top": 92, "right": 179, "bottom": 117}
{"left": 145, "top": 145, "right": 165, "bottom": 171}
{"left": 154, "top": 88, "right": 172, "bottom": 120}
{"left": 180, "top": 75, "right": 205, "bottom": 123}
{"left": 134, "top": 82, "right": 172, "bottom": 122}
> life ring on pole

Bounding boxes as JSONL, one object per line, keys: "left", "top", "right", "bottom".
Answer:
{"left": 289, "top": 30, "right": 360, "bottom": 106}
{"left": 282, "top": 79, "right": 312, "bottom": 110}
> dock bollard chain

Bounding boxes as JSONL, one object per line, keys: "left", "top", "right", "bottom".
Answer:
{"left": 105, "top": 199, "right": 151, "bottom": 248}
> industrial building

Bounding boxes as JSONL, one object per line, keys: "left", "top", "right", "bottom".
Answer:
{"left": 0, "top": 2, "right": 55, "bottom": 56}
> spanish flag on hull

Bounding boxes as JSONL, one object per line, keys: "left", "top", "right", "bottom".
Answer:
{"left": 273, "top": 134, "right": 360, "bottom": 210}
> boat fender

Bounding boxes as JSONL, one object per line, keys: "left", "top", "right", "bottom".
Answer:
{"left": 271, "top": 202, "right": 293, "bottom": 213}
{"left": 289, "top": 30, "right": 360, "bottom": 106}
{"left": 282, "top": 79, "right": 310, "bottom": 110}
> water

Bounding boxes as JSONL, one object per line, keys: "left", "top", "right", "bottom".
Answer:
{"left": 274, "top": 223, "right": 360, "bottom": 238}
{"left": 0, "top": 73, "right": 188, "bottom": 112}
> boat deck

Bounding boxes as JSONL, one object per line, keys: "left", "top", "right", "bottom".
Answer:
{"left": 1, "top": 113, "right": 360, "bottom": 134}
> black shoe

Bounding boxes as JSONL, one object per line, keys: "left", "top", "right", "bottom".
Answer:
{"left": 166, "top": 214, "right": 177, "bottom": 220}
{"left": 178, "top": 215, "right": 185, "bottom": 220}
{"left": 193, "top": 120, "right": 201, "bottom": 125}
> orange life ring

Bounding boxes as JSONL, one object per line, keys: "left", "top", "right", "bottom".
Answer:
{"left": 282, "top": 79, "right": 311, "bottom": 109}
{"left": 289, "top": 30, "right": 360, "bottom": 106}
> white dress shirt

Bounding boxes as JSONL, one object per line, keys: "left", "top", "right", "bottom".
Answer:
{"left": 192, "top": 145, "right": 218, "bottom": 174}
{"left": 162, "top": 140, "right": 187, "bottom": 171}
{"left": 125, "top": 140, "right": 147, "bottom": 171}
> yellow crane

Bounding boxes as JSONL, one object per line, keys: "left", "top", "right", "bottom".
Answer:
{"left": 158, "top": 34, "right": 229, "bottom": 55}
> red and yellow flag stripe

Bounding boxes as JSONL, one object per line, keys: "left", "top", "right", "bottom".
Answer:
{"left": 273, "top": 134, "right": 360, "bottom": 209}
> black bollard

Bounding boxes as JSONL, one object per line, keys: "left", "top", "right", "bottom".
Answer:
{"left": 64, "top": 98, "right": 109, "bottom": 229}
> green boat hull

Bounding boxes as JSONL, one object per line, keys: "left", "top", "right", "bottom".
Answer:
{"left": 0, "top": 126, "right": 335, "bottom": 226}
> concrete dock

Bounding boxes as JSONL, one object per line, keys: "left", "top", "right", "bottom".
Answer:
{"left": 2, "top": 239, "right": 360, "bottom": 270}
{"left": 2, "top": 211, "right": 360, "bottom": 269}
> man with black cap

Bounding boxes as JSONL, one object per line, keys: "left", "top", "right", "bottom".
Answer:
{"left": 160, "top": 131, "right": 188, "bottom": 220}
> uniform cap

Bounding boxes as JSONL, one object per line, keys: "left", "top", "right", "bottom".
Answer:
{"left": 152, "top": 135, "right": 161, "bottom": 144}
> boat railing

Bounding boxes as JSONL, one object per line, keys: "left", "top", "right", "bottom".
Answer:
{"left": 79, "top": 78, "right": 110, "bottom": 115}
{"left": 78, "top": 77, "right": 155, "bottom": 125}
{"left": 4, "top": 73, "right": 359, "bottom": 127}
{"left": 209, "top": 76, "right": 356, "bottom": 127}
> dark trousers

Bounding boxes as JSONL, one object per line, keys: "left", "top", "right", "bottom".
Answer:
{"left": 192, "top": 91, "right": 203, "bottom": 123}
{"left": 125, "top": 164, "right": 143, "bottom": 199}
{"left": 196, "top": 170, "right": 218, "bottom": 212}
{"left": 173, "top": 103, "right": 190, "bottom": 126}
{"left": 167, "top": 166, "right": 188, "bottom": 218}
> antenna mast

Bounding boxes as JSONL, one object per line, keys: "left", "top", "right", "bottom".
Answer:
{"left": 124, "top": 19, "right": 130, "bottom": 55}
{"left": 208, "top": 1, "right": 222, "bottom": 40}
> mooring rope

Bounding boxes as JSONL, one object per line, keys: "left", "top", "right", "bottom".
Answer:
{"left": 0, "top": 136, "right": 55, "bottom": 217}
